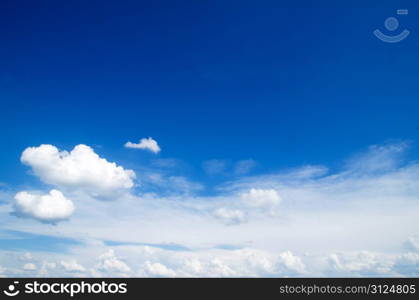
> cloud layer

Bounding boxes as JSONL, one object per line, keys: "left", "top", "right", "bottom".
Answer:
{"left": 2, "top": 242, "right": 418, "bottom": 277}
{"left": 1, "top": 141, "right": 419, "bottom": 277}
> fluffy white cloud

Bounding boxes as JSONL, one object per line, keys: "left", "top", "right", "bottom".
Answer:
{"left": 14, "top": 190, "right": 74, "bottom": 223}
{"left": 326, "top": 252, "right": 393, "bottom": 276}
{"left": 21, "top": 144, "right": 136, "bottom": 197}
{"left": 278, "top": 251, "right": 306, "bottom": 274}
{"left": 23, "top": 263, "right": 36, "bottom": 271}
{"left": 125, "top": 137, "right": 161, "bottom": 154}
{"left": 213, "top": 208, "right": 246, "bottom": 225}
{"left": 95, "top": 250, "right": 131, "bottom": 276}
{"left": 140, "top": 261, "right": 176, "bottom": 277}
{"left": 126, "top": 247, "right": 307, "bottom": 277}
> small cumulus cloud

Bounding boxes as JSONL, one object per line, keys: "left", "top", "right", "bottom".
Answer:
{"left": 278, "top": 251, "right": 306, "bottom": 274}
{"left": 125, "top": 137, "right": 161, "bottom": 154}
{"left": 95, "top": 250, "right": 131, "bottom": 277}
{"left": 140, "top": 261, "right": 176, "bottom": 277}
{"left": 14, "top": 189, "right": 75, "bottom": 223}
{"left": 326, "top": 252, "right": 392, "bottom": 276}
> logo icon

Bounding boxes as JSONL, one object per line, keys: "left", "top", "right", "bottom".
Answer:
{"left": 373, "top": 9, "right": 410, "bottom": 43}
{"left": 3, "top": 281, "right": 20, "bottom": 297}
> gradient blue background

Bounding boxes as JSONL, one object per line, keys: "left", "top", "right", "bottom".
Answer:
{"left": 1, "top": 0, "right": 418, "bottom": 190}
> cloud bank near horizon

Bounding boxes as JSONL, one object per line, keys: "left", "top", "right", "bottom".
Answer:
{"left": 1, "top": 140, "right": 419, "bottom": 277}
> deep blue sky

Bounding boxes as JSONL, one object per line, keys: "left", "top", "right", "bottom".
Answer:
{"left": 1, "top": 0, "right": 419, "bottom": 188}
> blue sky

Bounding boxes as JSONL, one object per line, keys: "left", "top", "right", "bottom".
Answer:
{"left": 1, "top": 0, "right": 419, "bottom": 277}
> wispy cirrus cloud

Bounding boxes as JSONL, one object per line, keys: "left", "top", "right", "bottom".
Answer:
{"left": 202, "top": 159, "right": 228, "bottom": 176}
{"left": 234, "top": 159, "right": 257, "bottom": 175}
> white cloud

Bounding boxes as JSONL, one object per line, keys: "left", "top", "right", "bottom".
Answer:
{"left": 394, "top": 253, "right": 419, "bottom": 276}
{"left": 95, "top": 250, "right": 131, "bottom": 276}
{"left": 405, "top": 235, "right": 419, "bottom": 252}
{"left": 125, "top": 137, "right": 161, "bottom": 154}
{"left": 21, "top": 144, "right": 136, "bottom": 197}
{"left": 326, "top": 251, "right": 394, "bottom": 276}
{"left": 241, "top": 188, "right": 281, "bottom": 213}
{"left": 344, "top": 142, "right": 408, "bottom": 173}
{"left": 278, "top": 251, "right": 306, "bottom": 274}
{"left": 210, "top": 188, "right": 282, "bottom": 225}
{"left": 2, "top": 141, "right": 419, "bottom": 277}
{"left": 0, "top": 242, "right": 417, "bottom": 277}
{"left": 213, "top": 208, "right": 246, "bottom": 225}
{"left": 140, "top": 261, "right": 176, "bottom": 277}
{"left": 23, "top": 263, "right": 36, "bottom": 271}
{"left": 60, "top": 260, "right": 86, "bottom": 273}
{"left": 130, "top": 247, "right": 307, "bottom": 277}
{"left": 14, "top": 190, "right": 74, "bottom": 223}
